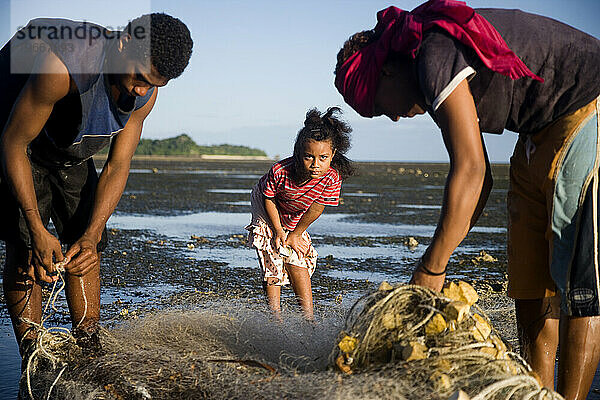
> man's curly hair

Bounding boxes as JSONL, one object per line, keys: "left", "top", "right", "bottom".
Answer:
{"left": 127, "top": 13, "right": 193, "bottom": 80}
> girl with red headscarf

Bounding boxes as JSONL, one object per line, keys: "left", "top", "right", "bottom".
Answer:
{"left": 335, "top": 1, "right": 600, "bottom": 398}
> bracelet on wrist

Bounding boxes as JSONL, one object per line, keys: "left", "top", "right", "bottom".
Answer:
{"left": 417, "top": 260, "right": 447, "bottom": 276}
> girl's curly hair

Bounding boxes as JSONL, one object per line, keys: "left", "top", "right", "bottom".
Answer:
{"left": 291, "top": 107, "right": 356, "bottom": 183}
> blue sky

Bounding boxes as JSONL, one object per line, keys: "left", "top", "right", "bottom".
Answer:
{"left": 1, "top": 0, "right": 599, "bottom": 162}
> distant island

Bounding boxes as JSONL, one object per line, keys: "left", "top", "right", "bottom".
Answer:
{"left": 99, "top": 134, "right": 268, "bottom": 157}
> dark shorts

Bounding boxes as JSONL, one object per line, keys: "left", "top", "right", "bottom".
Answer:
{"left": 0, "top": 157, "right": 108, "bottom": 252}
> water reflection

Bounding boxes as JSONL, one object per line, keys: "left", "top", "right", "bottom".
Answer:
{"left": 396, "top": 204, "right": 441, "bottom": 209}
{"left": 206, "top": 189, "right": 252, "bottom": 194}
{"left": 97, "top": 168, "right": 261, "bottom": 179}
{"left": 343, "top": 192, "right": 379, "bottom": 197}
{"left": 324, "top": 269, "right": 398, "bottom": 282}
{"left": 108, "top": 211, "right": 505, "bottom": 239}
{"left": 0, "top": 324, "right": 20, "bottom": 399}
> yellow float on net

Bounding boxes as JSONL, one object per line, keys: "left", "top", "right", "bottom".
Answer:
{"left": 443, "top": 281, "right": 479, "bottom": 305}
{"left": 338, "top": 335, "right": 358, "bottom": 354}
{"left": 425, "top": 313, "right": 447, "bottom": 336}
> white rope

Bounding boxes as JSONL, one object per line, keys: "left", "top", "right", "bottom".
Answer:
{"left": 46, "top": 365, "right": 68, "bottom": 400}
{"left": 21, "top": 257, "right": 91, "bottom": 400}
{"left": 76, "top": 276, "right": 88, "bottom": 328}
{"left": 470, "top": 375, "right": 563, "bottom": 400}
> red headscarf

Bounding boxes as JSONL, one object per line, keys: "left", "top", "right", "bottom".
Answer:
{"left": 335, "top": 0, "right": 544, "bottom": 117}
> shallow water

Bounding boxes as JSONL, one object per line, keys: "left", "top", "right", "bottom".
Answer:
{"left": 120, "top": 168, "right": 261, "bottom": 179}
{"left": 0, "top": 323, "right": 20, "bottom": 400}
{"left": 206, "top": 188, "right": 252, "bottom": 194}
{"left": 109, "top": 211, "right": 505, "bottom": 239}
{"left": 343, "top": 192, "right": 379, "bottom": 197}
{"left": 396, "top": 203, "right": 441, "bottom": 209}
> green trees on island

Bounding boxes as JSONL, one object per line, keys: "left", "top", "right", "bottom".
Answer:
{"left": 99, "top": 134, "right": 267, "bottom": 156}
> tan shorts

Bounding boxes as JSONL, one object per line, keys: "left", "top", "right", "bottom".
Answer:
{"left": 507, "top": 98, "right": 600, "bottom": 316}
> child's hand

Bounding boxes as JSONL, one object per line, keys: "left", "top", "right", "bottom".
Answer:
{"left": 273, "top": 229, "right": 287, "bottom": 250}
{"left": 285, "top": 232, "right": 309, "bottom": 256}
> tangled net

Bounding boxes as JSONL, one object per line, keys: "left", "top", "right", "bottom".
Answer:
{"left": 21, "top": 282, "right": 564, "bottom": 400}
{"left": 22, "top": 299, "right": 346, "bottom": 400}
{"left": 331, "top": 281, "right": 563, "bottom": 400}
{"left": 18, "top": 258, "right": 93, "bottom": 400}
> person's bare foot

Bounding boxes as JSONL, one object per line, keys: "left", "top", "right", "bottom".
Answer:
{"left": 73, "top": 325, "right": 103, "bottom": 358}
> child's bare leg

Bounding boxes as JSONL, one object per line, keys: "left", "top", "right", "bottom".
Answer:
{"left": 262, "top": 277, "right": 282, "bottom": 320}
{"left": 285, "top": 264, "right": 313, "bottom": 320}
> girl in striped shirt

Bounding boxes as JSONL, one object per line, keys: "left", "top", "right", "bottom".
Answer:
{"left": 246, "top": 107, "right": 355, "bottom": 320}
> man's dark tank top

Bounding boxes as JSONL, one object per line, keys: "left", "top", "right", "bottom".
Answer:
{"left": 0, "top": 18, "right": 154, "bottom": 168}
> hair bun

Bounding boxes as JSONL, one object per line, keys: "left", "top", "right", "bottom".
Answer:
{"left": 336, "top": 30, "right": 378, "bottom": 75}
{"left": 304, "top": 108, "right": 323, "bottom": 129}
{"left": 322, "top": 107, "right": 342, "bottom": 127}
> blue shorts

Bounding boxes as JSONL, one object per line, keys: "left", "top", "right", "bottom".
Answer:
{"left": 507, "top": 98, "right": 600, "bottom": 317}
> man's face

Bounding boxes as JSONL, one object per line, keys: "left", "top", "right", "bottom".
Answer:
{"left": 110, "top": 35, "right": 169, "bottom": 97}
{"left": 373, "top": 60, "right": 425, "bottom": 121}
{"left": 114, "top": 59, "right": 169, "bottom": 98}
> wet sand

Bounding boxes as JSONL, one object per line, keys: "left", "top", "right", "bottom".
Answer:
{"left": 0, "top": 158, "right": 598, "bottom": 398}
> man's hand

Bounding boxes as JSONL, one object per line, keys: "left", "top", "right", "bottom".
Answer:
{"left": 30, "top": 228, "right": 64, "bottom": 282}
{"left": 64, "top": 236, "right": 99, "bottom": 276}
{"left": 285, "top": 232, "right": 309, "bottom": 256}
{"left": 409, "top": 268, "right": 446, "bottom": 292}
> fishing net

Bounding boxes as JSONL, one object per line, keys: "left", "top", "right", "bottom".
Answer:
{"left": 20, "top": 281, "right": 563, "bottom": 400}
{"left": 331, "top": 281, "right": 563, "bottom": 400}
{"left": 21, "top": 298, "right": 345, "bottom": 400}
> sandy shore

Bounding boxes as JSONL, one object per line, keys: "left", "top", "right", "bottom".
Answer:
{"left": 93, "top": 154, "right": 273, "bottom": 162}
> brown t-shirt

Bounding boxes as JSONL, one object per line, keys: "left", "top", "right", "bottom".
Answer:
{"left": 416, "top": 8, "right": 600, "bottom": 135}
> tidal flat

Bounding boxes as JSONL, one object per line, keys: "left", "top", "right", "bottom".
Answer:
{"left": 1, "top": 158, "right": 598, "bottom": 399}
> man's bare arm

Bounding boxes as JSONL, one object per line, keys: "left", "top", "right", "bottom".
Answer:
{"left": 1, "top": 50, "right": 71, "bottom": 281}
{"left": 410, "top": 79, "right": 492, "bottom": 291}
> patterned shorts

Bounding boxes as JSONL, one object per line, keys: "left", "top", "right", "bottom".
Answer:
{"left": 245, "top": 186, "right": 317, "bottom": 286}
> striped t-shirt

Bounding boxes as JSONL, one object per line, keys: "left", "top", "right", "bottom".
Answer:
{"left": 258, "top": 157, "right": 341, "bottom": 230}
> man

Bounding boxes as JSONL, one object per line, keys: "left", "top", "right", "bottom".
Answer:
{"left": 0, "top": 13, "right": 193, "bottom": 361}
{"left": 334, "top": 2, "right": 600, "bottom": 398}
